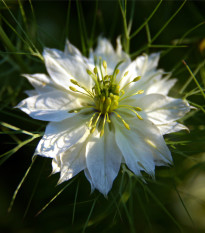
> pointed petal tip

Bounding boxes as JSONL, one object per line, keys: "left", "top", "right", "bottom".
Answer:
{"left": 104, "top": 194, "right": 108, "bottom": 199}
{"left": 48, "top": 170, "right": 55, "bottom": 177}
{"left": 57, "top": 175, "right": 68, "bottom": 185}
{"left": 21, "top": 73, "right": 29, "bottom": 78}
{"left": 165, "top": 156, "right": 174, "bottom": 166}
{"left": 42, "top": 47, "right": 50, "bottom": 56}
{"left": 97, "top": 187, "right": 109, "bottom": 198}
{"left": 182, "top": 125, "right": 190, "bottom": 133}
{"left": 13, "top": 104, "right": 19, "bottom": 109}
{"left": 190, "top": 105, "right": 197, "bottom": 110}
{"left": 89, "top": 180, "right": 112, "bottom": 197}
{"left": 90, "top": 187, "right": 95, "bottom": 195}
{"left": 57, "top": 179, "right": 63, "bottom": 185}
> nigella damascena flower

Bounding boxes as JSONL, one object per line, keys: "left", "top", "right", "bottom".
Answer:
{"left": 17, "top": 38, "right": 190, "bottom": 196}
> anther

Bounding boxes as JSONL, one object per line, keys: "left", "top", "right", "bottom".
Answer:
{"left": 136, "top": 113, "right": 143, "bottom": 120}
{"left": 70, "top": 79, "right": 80, "bottom": 86}
{"left": 114, "top": 112, "right": 130, "bottom": 130}
{"left": 134, "top": 107, "right": 142, "bottom": 111}
{"left": 86, "top": 69, "right": 93, "bottom": 76}
{"left": 116, "top": 69, "right": 120, "bottom": 75}
{"left": 124, "top": 71, "right": 129, "bottom": 76}
{"left": 133, "top": 76, "right": 141, "bottom": 82}
{"left": 103, "top": 60, "right": 107, "bottom": 69}
{"left": 146, "top": 139, "right": 157, "bottom": 149}
{"left": 122, "top": 120, "right": 130, "bottom": 130}
{"left": 136, "top": 90, "right": 144, "bottom": 94}
{"left": 69, "top": 86, "right": 77, "bottom": 92}
{"left": 93, "top": 67, "right": 98, "bottom": 74}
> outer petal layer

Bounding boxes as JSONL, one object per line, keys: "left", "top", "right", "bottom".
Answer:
{"left": 126, "top": 94, "right": 190, "bottom": 125}
{"left": 64, "top": 39, "right": 83, "bottom": 57}
{"left": 16, "top": 90, "right": 85, "bottom": 121}
{"left": 157, "top": 122, "right": 189, "bottom": 135}
{"left": 90, "top": 37, "right": 131, "bottom": 73}
{"left": 43, "top": 48, "right": 93, "bottom": 91}
{"left": 23, "top": 73, "right": 57, "bottom": 94}
{"left": 118, "top": 53, "right": 177, "bottom": 99}
{"left": 145, "top": 76, "right": 177, "bottom": 95}
{"left": 118, "top": 53, "right": 164, "bottom": 97}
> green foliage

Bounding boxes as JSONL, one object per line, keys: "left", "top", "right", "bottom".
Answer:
{"left": 0, "top": 0, "right": 205, "bottom": 233}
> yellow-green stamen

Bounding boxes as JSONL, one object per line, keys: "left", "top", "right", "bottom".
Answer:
{"left": 69, "top": 58, "right": 144, "bottom": 135}
{"left": 113, "top": 111, "right": 130, "bottom": 130}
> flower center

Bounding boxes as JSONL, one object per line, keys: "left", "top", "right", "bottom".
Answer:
{"left": 93, "top": 77, "right": 120, "bottom": 115}
{"left": 69, "top": 58, "right": 144, "bottom": 136}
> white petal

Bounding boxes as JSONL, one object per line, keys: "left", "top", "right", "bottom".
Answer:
{"left": 118, "top": 53, "right": 163, "bottom": 96}
{"left": 133, "top": 94, "right": 190, "bottom": 124}
{"left": 145, "top": 76, "right": 177, "bottom": 95}
{"left": 64, "top": 39, "right": 82, "bottom": 57}
{"left": 90, "top": 37, "right": 115, "bottom": 63}
{"left": 85, "top": 125, "right": 122, "bottom": 196}
{"left": 84, "top": 168, "right": 95, "bottom": 193}
{"left": 130, "top": 118, "right": 173, "bottom": 165}
{"left": 25, "top": 90, "right": 38, "bottom": 97}
{"left": 125, "top": 53, "right": 175, "bottom": 96}
{"left": 114, "top": 117, "right": 172, "bottom": 176}
{"left": 90, "top": 37, "right": 131, "bottom": 73}
{"left": 157, "top": 122, "right": 189, "bottom": 135}
{"left": 117, "top": 59, "right": 139, "bottom": 89}
{"left": 35, "top": 114, "right": 90, "bottom": 158}
{"left": 43, "top": 48, "right": 93, "bottom": 90}
{"left": 58, "top": 136, "right": 88, "bottom": 184}
{"left": 52, "top": 156, "right": 61, "bottom": 174}
{"left": 135, "top": 53, "right": 160, "bottom": 75}
{"left": 138, "top": 70, "right": 163, "bottom": 91}
{"left": 23, "top": 73, "right": 56, "bottom": 94}
{"left": 16, "top": 90, "right": 84, "bottom": 121}
{"left": 114, "top": 121, "right": 153, "bottom": 176}
{"left": 116, "top": 36, "right": 131, "bottom": 62}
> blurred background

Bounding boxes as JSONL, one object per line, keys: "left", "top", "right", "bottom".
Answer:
{"left": 0, "top": 0, "right": 205, "bottom": 232}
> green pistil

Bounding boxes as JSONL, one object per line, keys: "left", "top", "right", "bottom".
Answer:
{"left": 93, "top": 80, "right": 120, "bottom": 114}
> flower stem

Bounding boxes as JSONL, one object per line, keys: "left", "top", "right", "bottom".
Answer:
{"left": 182, "top": 60, "right": 205, "bottom": 100}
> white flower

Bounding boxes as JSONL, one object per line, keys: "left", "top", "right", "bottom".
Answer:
{"left": 17, "top": 38, "right": 190, "bottom": 196}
